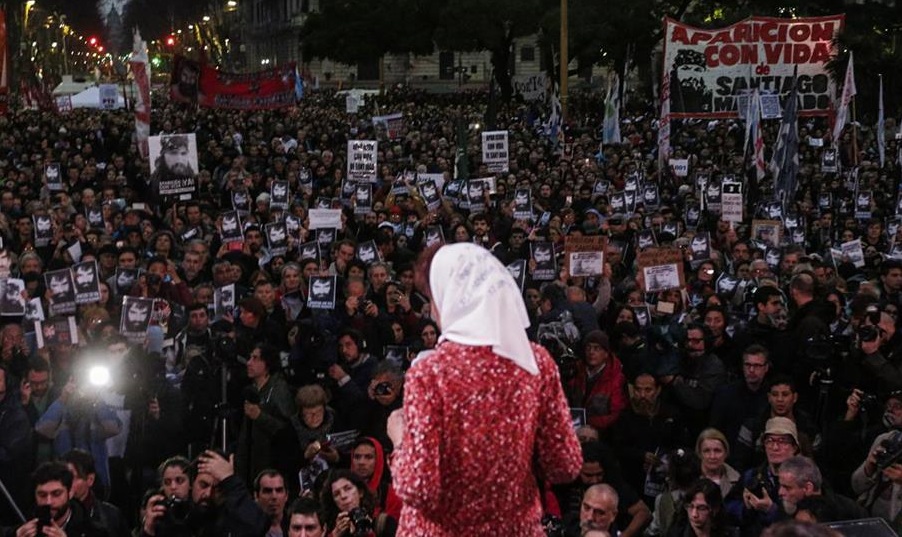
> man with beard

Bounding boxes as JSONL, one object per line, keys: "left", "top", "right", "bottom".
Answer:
{"left": 141, "top": 450, "right": 266, "bottom": 537}
{"left": 777, "top": 456, "right": 865, "bottom": 522}
{"left": 669, "top": 50, "right": 713, "bottom": 113}
{"left": 733, "top": 286, "right": 793, "bottom": 375}
{"left": 14, "top": 462, "right": 107, "bottom": 537}
{"left": 150, "top": 136, "right": 196, "bottom": 203}
{"left": 611, "top": 373, "right": 689, "bottom": 505}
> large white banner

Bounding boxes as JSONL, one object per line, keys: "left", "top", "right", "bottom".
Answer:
{"left": 512, "top": 74, "right": 547, "bottom": 102}
{"left": 662, "top": 15, "right": 843, "bottom": 118}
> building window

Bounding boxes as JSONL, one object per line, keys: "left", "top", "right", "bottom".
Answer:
{"left": 521, "top": 46, "right": 535, "bottom": 62}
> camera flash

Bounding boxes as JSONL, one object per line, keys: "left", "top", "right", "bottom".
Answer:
{"left": 88, "top": 365, "right": 111, "bottom": 388}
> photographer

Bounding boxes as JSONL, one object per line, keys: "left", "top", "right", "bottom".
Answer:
{"left": 851, "top": 425, "right": 902, "bottom": 522}
{"left": 35, "top": 374, "right": 122, "bottom": 496}
{"left": 320, "top": 470, "right": 396, "bottom": 537}
{"left": 856, "top": 311, "right": 902, "bottom": 398}
{"left": 141, "top": 450, "right": 266, "bottom": 537}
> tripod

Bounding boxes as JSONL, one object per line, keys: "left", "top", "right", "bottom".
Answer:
{"left": 0, "top": 475, "right": 26, "bottom": 524}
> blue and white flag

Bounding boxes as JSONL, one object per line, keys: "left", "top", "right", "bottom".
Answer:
{"left": 602, "top": 73, "right": 621, "bottom": 146}
{"left": 770, "top": 73, "right": 800, "bottom": 207}
{"left": 543, "top": 81, "right": 563, "bottom": 151}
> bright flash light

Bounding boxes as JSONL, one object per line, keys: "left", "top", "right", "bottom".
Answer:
{"left": 88, "top": 365, "right": 111, "bottom": 388}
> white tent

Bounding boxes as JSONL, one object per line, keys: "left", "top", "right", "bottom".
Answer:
{"left": 68, "top": 86, "right": 126, "bottom": 109}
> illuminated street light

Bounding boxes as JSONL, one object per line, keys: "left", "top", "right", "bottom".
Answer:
{"left": 202, "top": 15, "right": 211, "bottom": 22}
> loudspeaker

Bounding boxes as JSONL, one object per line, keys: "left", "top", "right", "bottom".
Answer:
{"left": 825, "top": 517, "right": 896, "bottom": 537}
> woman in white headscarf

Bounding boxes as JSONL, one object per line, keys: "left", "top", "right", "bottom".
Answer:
{"left": 387, "top": 243, "right": 582, "bottom": 536}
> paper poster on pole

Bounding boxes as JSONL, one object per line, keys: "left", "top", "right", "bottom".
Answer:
{"left": 669, "top": 159, "right": 689, "bottom": 177}
{"left": 637, "top": 248, "right": 686, "bottom": 293}
{"left": 481, "top": 130, "right": 509, "bottom": 173}
{"left": 99, "top": 84, "right": 118, "bottom": 110}
{"left": 347, "top": 140, "right": 378, "bottom": 182}
{"left": 721, "top": 181, "right": 743, "bottom": 223}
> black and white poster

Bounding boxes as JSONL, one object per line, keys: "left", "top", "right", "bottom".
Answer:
{"left": 856, "top": 191, "right": 872, "bottom": 220}
{"left": 624, "top": 190, "right": 637, "bottom": 214}
{"left": 569, "top": 251, "right": 604, "bottom": 277}
{"left": 822, "top": 148, "right": 838, "bottom": 173}
{"left": 531, "top": 241, "right": 556, "bottom": 281}
{"left": 120, "top": 296, "right": 154, "bottom": 342}
{"left": 220, "top": 210, "right": 243, "bottom": 244}
{"left": 685, "top": 203, "right": 701, "bottom": 230}
{"left": 642, "top": 185, "right": 660, "bottom": 210}
{"left": 625, "top": 173, "right": 641, "bottom": 193}
{"left": 467, "top": 180, "right": 486, "bottom": 213}
{"left": 232, "top": 189, "right": 251, "bottom": 213}
{"left": 424, "top": 226, "right": 445, "bottom": 248}
{"left": 45, "top": 163, "right": 63, "bottom": 191}
{"left": 115, "top": 268, "right": 140, "bottom": 295}
{"left": 721, "top": 181, "right": 743, "bottom": 223}
{"left": 637, "top": 229, "right": 657, "bottom": 250}
{"left": 704, "top": 178, "right": 723, "bottom": 214}
{"left": 689, "top": 232, "right": 712, "bottom": 268}
{"left": 265, "top": 223, "right": 288, "bottom": 256}
{"left": 214, "top": 283, "right": 236, "bottom": 320}
{"left": 506, "top": 259, "right": 527, "bottom": 291}
{"left": 307, "top": 276, "right": 337, "bottom": 310}
{"left": 299, "top": 241, "right": 321, "bottom": 262}
{"left": 298, "top": 168, "right": 313, "bottom": 194}
{"left": 149, "top": 134, "right": 198, "bottom": 199}
{"left": 481, "top": 130, "right": 509, "bottom": 173}
{"left": 34, "top": 215, "right": 53, "bottom": 247}
{"left": 593, "top": 179, "right": 611, "bottom": 197}
{"left": 356, "top": 240, "right": 380, "bottom": 266}
{"left": 316, "top": 228, "right": 336, "bottom": 249}
{"left": 285, "top": 215, "right": 302, "bottom": 237}
{"left": 270, "top": 180, "right": 290, "bottom": 210}
{"left": 72, "top": 261, "right": 101, "bottom": 304}
{"left": 44, "top": 269, "right": 76, "bottom": 316}
{"left": 86, "top": 205, "right": 104, "bottom": 228}
{"left": 35, "top": 316, "right": 78, "bottom": 349}
{"left": 633, "top": 305, "right": 651, "bottom": 328}
{"left": 347, "top": 140, "right": 378, "bottom": 182}
{"left": 25, "top": 298, "right": 44, "bottom": 322}
{"left": 0, "top": 278, "right": 26, "bottom": 316}
{"left": 384, "top": 345, "right": 409, "bottom": 368}
{"left": 354, "top": 183, "right": 373, "bottom": 215}
{"left": 513, "top": 188, "right": 533, "bottom": 221}
{"left": 716, "top": 273, "right": 740, "bottom": 298}
{"left": 180, "top": 226, "right": 201, "bottom": 242}
{"left": 419, "top": 180, "right": 442, "bottom": 212}
{"left": 764, "top": 247, "right": 782, "bottom": 270}
{"left": 819, "top": 192, "right": 833, "bottom": 211}
{"left": 610, "top": 192, "right": 627, "bottom": 214}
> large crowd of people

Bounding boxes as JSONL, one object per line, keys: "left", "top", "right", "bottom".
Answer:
{"left": 0, "top": 81, "right": 900, "bottom": 537}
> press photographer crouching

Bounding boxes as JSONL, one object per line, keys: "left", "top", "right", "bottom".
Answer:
{"left": 851, "top": 392, "right": 902, "bottom": 524}
{"left": 140, "top": 450, "right": 266, "bottom": 537}
{"left": 320, "top": 470, "right": 397, "bottom": 537}
{"left": 855, "top": 307, "right": 902, "bottom": 398}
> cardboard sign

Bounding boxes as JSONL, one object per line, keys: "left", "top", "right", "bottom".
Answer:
{"left": 637, "top": 248, "right": 686, "bottom": 293}
{"left": 563, "top": 236, "right": 606, "bottom": 277}
{"left": 347, "top": 140, "right": 378, "bottom": 182}
{"left": 752, "top": 219, "right": 782, "bottom": 248}
{"left": 307, "top": 276, "right": 337, "bottom": 310}
{"left": 308, "top": 209, "right": 342, "bottom": 230}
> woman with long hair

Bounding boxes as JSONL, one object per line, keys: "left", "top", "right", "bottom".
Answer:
{"left": 667, "top": 479, "right": 737, "bottom": 537}
{"left": 321, "top": 469, "right": 397, "bottom": 537}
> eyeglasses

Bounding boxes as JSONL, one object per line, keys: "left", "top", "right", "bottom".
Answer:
{"left": 764, "top": 436, "right": 794, "bottom": 447}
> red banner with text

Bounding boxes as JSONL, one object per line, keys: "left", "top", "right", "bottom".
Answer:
{"left": 170, "top": 56, "right": 298, "bottom": 110}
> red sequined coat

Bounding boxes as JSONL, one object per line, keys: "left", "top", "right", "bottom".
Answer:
{"left": 390, "top": 341, "right": 582, "bottom": 536}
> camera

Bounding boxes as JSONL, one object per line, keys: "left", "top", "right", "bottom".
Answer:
{"left": 35, "top": 505, "right": 52, "bottom": 532}
{"left": 156, "top": 495, "right": 191, "bottom": 523}
{"left": 361, "top": 299, "right": 373, "bottom": 310}
{"left": 146, "top": 273, "right": 162, "bottom": 287}
{"left": 875, "top": 431, "right": 902, "bottom": 471}
{"left": 374, "top": 382, "right": 392, "bottom": 396}
{"left": 748, "top": 475, "right": 768, "bottom": 499}
{"left": 541, "top": 514, "right": 565, "bottom": 537}
{"left": 859, "top": 325, "right": 881, "bottom": 343}
{"left": 348, "top": 507, "right": 373, "bottom": 535}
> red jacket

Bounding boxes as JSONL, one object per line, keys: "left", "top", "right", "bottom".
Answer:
{"left": 567, "top": 356, "right": 627, "bottom": 431}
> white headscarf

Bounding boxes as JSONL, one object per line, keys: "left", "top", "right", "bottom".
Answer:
{"left": 429, "top": 243, "right": 538, "bottom": 375}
